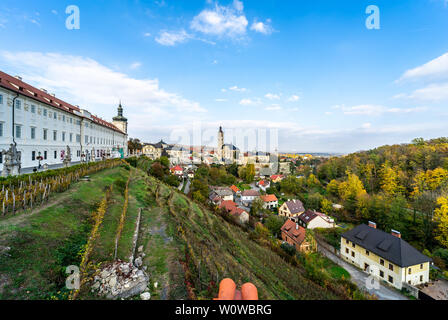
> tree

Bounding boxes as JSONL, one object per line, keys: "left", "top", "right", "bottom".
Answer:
{"left": 338, "top": 172, "right": 367, "bottom": 201}
{"left": 192, "top": 190, "right": 205, "bottom": 203}
{"left": 250, "top": 197, "right": 265, "bottom": 218}
{"left": 165, "top": 174, "right": 180, "bottom": 187}
{"left": 326, "top": 180, "right": 340, "bottom": 197}
{"left": 128, "top": 138, "right": 143, "bottom": 154}
{"left": 306, "top": 193, "right": 323, "bottom": 211}
{"left": 320, "top": 198, "right": 333, "bottom": 215}
{"left": 434, "top": 196, "right": 448, "bottom": 249}
{"left": 159, "top": 156, "right": 170, "bottom": 168}
{"left": 379, "top": 163, "right": 402, "bottom": 196}
{"left": 306, "top": 174, "right": 320, "bottom": 188}
{"left": 150, "top": 162, "right": 165, "bottom": 179}
{"left": 264, "top": 215, "right": 286, "bottom": 238}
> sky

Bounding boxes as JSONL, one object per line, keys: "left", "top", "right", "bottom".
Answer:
{"left": 0, "top": 0, "right": 447, "bottom": 153}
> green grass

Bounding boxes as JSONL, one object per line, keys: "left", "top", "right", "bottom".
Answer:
{"left": 0, "top": 167, "right": 124, "bottom": 300}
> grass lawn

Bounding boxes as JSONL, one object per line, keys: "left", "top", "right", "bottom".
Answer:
{"left": 0, "top": 166, "right": 125, "bottom": 300}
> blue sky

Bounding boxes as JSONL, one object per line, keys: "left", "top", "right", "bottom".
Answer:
{"left": 0, "top": 0, "right": 447, "bottom": 153}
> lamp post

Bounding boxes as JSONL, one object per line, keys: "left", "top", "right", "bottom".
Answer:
{"left": 36, "top": 152, "right": 43, "bottom": 170}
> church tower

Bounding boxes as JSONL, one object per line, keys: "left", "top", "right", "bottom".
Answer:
{"left": 112, "top": 101, "right": 128, "bottom": 134}
{"left": 217, "top": 126, "right": 224, "bottom": 160}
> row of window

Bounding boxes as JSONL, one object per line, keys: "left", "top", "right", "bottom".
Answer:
{"left": 1, "top": 124, "right": 119, "bottom": 146}
{"left": 0, "top": 94, "right": 115, "bottom": 134}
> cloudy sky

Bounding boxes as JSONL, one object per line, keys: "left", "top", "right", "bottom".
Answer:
{"left": 0, "top": 0, "right": 447, "bottom": 153}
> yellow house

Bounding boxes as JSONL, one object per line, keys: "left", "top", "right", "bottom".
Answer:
{"left": 341, "top": 222, "right": 432, "bottom": 290}
{"left": 278, "top": 199, "right": 305, "bottom": 218}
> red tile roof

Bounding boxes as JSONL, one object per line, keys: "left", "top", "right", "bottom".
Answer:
{"left": 220, "top": 200, "right": 237, "bottom": 211}
{"left": 281, "top": 220, "right": 306, "bottom": 246}
{"left": 270, "top": 175, "right": 284, "bottom": 181}
{"left": 171, "top": 165, "right": 183, "bottom": 172}
{"left": 0, "top": 70, "right": 124, "bottom": 134}
{"left": 260, "top": 194, "right": 278, "bottom": 202}
{"left": 230, "top": 185, "right": 240, "bottom": 193}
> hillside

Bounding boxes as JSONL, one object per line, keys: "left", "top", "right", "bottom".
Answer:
{"left": 0, "top": 161, "right": 355, "bottom": 300}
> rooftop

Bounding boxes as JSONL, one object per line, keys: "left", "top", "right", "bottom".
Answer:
{"left": 342, "top": 224, "right": 432, "bottom": 268}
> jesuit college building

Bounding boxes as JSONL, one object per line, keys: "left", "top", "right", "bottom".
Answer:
{"left": 0, "top": 71, "right": 128, "bottom": 174}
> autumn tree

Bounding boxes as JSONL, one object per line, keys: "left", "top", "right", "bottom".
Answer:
{"left": 434, "top": 196, "right": 448, "bottom": 248}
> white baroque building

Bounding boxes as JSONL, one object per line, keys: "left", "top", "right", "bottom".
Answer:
{"left": 0, "top": 71, "right": 128, "bottom": 174}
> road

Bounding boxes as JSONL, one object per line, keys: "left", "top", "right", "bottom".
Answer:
{"left": 183, "top": 178, "right": 191, "bottom": 195}
{"left": 317, "top": 244, "right": 409, "bottom": 300}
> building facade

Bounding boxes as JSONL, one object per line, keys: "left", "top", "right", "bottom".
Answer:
{"left": 340, "top": 222, "right": 432, "bottom": 290}
{"left": 0, "top": 71, "right": 128, "bottom": 174}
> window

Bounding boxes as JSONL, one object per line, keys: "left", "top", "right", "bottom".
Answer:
{"left": 62, "top": 115, "right": 65, "bottom": 122}
{"left": 76, "top": 134, "right": 81, "bottom": 143}
{"left": 70, "top": 118, "right": 73, "bottom": 124}
{"left": 351, "top": 251, "right": 355, "bottom": 258}
{"left": 0, "top": 94, "right": 3, "bottom": 104}
{"left": 62, "top": 132, "right": 66, "bottom": 142}
{"left": 0, "top": 122, "right": 3, "bottom": 137}
{"left": 43, "top": 109, "right": 47, "bottom": 117}
{"left": 388, "top": 276, "right": 393, "bottom": 284}
{"left": 366, "top": 250, "right": 370, "bottom": 256}
{"left": 43, "top": 129, "right": 48, "bottom": 140}
{"left": 54, "top": 151, "right": 57, "bottom": 159}
{"left": 31, "top": 127, "right": 36, "bottom": 139}
{"left": 408, "top": 268, "right": 411, "bottom": 275}
{"left": 420, "top": 275, "right": 423, "bottom": 282}
{"left": 31, "top": 105, "right": 36, "bottom": 113}
{"left": 0, "top": 153, "right": 2, "bottom": 164}
{"left": 380, "top": 270, "right": 384, "bottom": 278}
{"left": 380, "top": 259, "right": 384, "bottom": 266}
{"left": 44, "top": 151, "right": 47, "bottom": 160}
{"left": 70, "top": 133, "right": 73, "bottom": 142}
{"left": 389, "top": 263, "right": 394, "bottom": 271}
{"left": 352, "top": 243, "right": 355, "bottom": 248}
{"left": 32, "top": 151, "right": 36, "bottom": 161}
{"left": 53, "top": 130, "right": 57, "bottom": 141}
{"left": 346, "top": 248, "right": 349, "bottom": 254}
{"left": 15, "top": 125, "right": 21, "bottom": 138}
{"left": 15, "top": 100, "right": 21, "bottom": 109}
{"left": 54, "top": 112, "right": 57, "bottom": 119}
{"left": 85, "top": 135, "right": 88, "bottom": 144}
{"left": 420, "top": 264, "right": 423, "bottom": 269}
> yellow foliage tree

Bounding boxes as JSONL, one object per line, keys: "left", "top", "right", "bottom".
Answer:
{"left": 338, "top": 172, "right": 367, "bottom": 201}
{"left": 379, "top": 163, "right": 402, "bottom": 196}
{"left": 434, "top": 197, "right": 448, "bottom": 249}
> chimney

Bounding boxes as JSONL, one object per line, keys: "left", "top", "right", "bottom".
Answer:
{"left": 391, "top": 229, "right": 401, "bottom": 238}
{"left": 41, "top": 88, "right": 47, "bottom": 93}
{"left": 15, "top": 75, "right": 22, "bottom": 81}
{"left": 296, "top": 223, "right": 299, "bottom": 230}
{"left": 368, "top": 221, "right": 377, "bottom": 229}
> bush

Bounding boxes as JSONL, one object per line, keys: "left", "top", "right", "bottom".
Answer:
{"left": 281, "top": 242, "right": 296, "bottom": 256}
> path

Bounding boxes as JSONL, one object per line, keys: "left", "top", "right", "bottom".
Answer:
{"left": 317, "top": 244, "right": 408, "bottom": 300}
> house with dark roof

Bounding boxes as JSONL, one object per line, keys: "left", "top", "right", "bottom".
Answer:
{"left": 341, "top": 222, "right": 432, "bottom": 290}
{"left": 297, "top": 210, "right": 335, "bottom": 229}
{"left": 278, "top": 199, "right": 305, "bottom": 218}
{"left": 281, "top": 219, "right": 315, "bottom": 253}
{"left": 241, "top": 190, "right": 260, "bottom": 205}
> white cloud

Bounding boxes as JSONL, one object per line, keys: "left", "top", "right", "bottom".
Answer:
{"left": 155, "top": 30, "right": 190, "bottom": 46}
{"left": 143, "top": 32, "right": 152, "bottom": 37}
{"left": 361, "top": 123, "right": 372, "bottom": 129}
{"left": 51, "top": 10, "right": 58, "bottom": 15}
{"left": 287, "top": 95, "right": 300, "bottom": 102}
{"left": 239, "top": 98, "right": 260, "bottom": 106}
{"left": 250, "top": 19, "right": 273, "bottom": 35}
{"left": 265, "top": 93, "right": 280, "bottom": 100}
{"left": 215, "top": 98, "right": 227, "bottom": 102}
{"left": 130, "top": 62, "right": 142, "bottom": 69}
{"left": 406, "top": 82, "right": 448, "bottom": 101}
{"left": 398, "top": 52, "right": 448, "bottom": 82}
{"left": 265, "top": 104, "right": 282, "bottom": 111}
{"left": 190, "top": 1, "right": 248, "bottom": 38}
{"left": 340, "top": 104, "right": 427, "bottom": 116}
{"left": 229, "top": 85, "right": 247, "bottom": 92}
{"left": 0, "top": 51, "right": 206, "bottom": 134}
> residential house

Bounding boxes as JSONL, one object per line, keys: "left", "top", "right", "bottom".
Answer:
{"left": 270, "top": 175, "right": 285, "bottom": 183}
{"left": 260, "top": 194, "right": 278, "bottom": 210}
{"left": 257, "top": 180, "right": 271, "bottom": 192}
{"left": 241, "top": 190, "right": 260, "bottom": 205}
{"left": 281, "top": 219, "right": 315, "bottom": 253}
{"left": 170, "top": 165, "right": 183, "bottom": 176}
{"left": 210, "top": 187, "right": 234, "bottom": 202}
{"left": 230, "top": 185, "right": 241, "bottom": 196}
{"left": 341, "top": 222, "right": 432, "bottom": 290}
{"left": 297, "top": 210, "right": 335, "bottom": 229}
{"left": 278, "top": 199, "right": 305, "bottom": 218}
{"left": 219, "top": 200, "right": 249, "bottom": 224}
